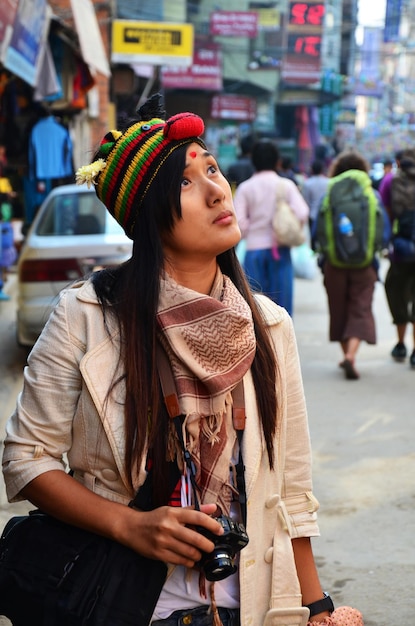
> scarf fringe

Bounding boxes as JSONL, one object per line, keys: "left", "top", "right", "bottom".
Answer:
{"left": 198, "top": 570, "right": 207, "bottom": 599}
{"left": 209, "top": 582, "right": 224, "bottom": 626}
{"left": 166, "top": 411, "right": 226, "bottom": 465}
{"left": 201, "top": 411, "right": 225, "bottom": 445}
{"left": 181, "top": 411, "right": 226, "bottom": 451}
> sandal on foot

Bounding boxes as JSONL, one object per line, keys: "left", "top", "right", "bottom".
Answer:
{"left": 342, "top": 359, "right": 359, "bottom": 380}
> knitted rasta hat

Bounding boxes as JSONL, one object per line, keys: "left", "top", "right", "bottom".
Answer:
{"left": 75, "top": 94, "right": 206, "bottom": 239}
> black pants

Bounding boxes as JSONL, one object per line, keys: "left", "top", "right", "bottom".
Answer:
{"left": 385, "top": 261, "right": 415, "bottom": 325}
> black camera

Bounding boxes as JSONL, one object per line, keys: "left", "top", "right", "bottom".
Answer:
{"left": 196, "top": 515, "right": 249, "bottom": 581}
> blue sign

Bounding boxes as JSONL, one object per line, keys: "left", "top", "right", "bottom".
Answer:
{"left": 4, "top": 0, "right": 48, "bottom": 86}
{"left": 384, "top": 0, "right": 402, "bottom": 43}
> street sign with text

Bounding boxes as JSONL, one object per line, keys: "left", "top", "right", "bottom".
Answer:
{"left": 112, "top": 20, "right": 194, "bottom": 66}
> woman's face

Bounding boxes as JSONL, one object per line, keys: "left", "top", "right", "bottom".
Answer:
{"left": 162, "top": 143, "right": 241, "bottom": 265}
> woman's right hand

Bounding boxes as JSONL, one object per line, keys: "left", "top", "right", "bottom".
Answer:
{"left": 20, "top": 471, "right": 223, "bottom": 569}
{"left": 116, "top": 503, "right": 224, "bottom": 568}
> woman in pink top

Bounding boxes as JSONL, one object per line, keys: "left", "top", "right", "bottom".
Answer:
{"left": 234, "top": 139, "right": 309, "bottom": 315}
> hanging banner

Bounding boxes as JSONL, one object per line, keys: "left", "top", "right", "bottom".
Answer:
{"left": 281, "top": 0, "right": 325, "bottom": 85}
{"left": 112, "top": 20, "right": 194, "bottom": 66}
{"left": 3, "top": 0, "right": 49, "bottom": 86}
{"left": 384, "top": 0, "right": 401, "bottom": 43}
{"left": 353, "top": 27, "right": 383, "bottom": 98}
{"left": 161, "top": 39, "right": 222, "bottom": 90}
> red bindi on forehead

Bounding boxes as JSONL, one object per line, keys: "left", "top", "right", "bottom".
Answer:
{"left": 189, "top": 151, "right": 197, "bottom": 159}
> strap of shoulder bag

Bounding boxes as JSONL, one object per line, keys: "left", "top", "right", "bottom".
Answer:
{"left": 276, "top": 176, "right": 288, "bottom": 202}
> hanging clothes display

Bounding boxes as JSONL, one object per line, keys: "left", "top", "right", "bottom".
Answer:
{"left": 29, "top": 115, "right": 73, "bottom": 179}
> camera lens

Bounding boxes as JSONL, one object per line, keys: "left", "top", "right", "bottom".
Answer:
{"left": 202, "top": 549, "right": 237, "bottom": 582}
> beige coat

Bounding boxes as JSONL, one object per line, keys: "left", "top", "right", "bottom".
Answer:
{"left": 2, "top": 280, "right": 319, "bottom": 626}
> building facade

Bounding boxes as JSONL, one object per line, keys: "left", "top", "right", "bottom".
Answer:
{"left": 0, "top": 0, "right": 360, "bottom": 222}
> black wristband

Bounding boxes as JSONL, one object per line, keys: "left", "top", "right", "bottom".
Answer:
{"left": 305, "top": 592, "right": 335, "bottom": 617}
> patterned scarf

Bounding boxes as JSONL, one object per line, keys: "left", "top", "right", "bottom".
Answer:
{"left": 157, "top": 269, "right": 256, "bottom": 515}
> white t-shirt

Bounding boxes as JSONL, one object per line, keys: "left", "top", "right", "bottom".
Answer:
{"left": 152, "top": 455, "right": 242, "bottom": 620}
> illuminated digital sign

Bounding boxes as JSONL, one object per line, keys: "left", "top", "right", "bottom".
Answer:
{"left": 282, "top": 0, "right": 326, "bottom": 84}
{"left": 289, "top": 2, "right": 325, "bottom": 27}
{"left": 287, "top": 34, "right": 321, "bottom": 56}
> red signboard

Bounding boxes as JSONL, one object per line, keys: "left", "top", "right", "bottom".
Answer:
{"left": 211, "top": 95, "right": 257, "bottom": 121}
{"left": 161, "top": 41, "right": 222, "bottom": 91}
{"left": 210, "top": 11, "right": 258, "bottom": 38}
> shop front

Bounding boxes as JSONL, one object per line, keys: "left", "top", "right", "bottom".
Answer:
{"left": 0, "top": 0, "right": 110, "bottom": 226}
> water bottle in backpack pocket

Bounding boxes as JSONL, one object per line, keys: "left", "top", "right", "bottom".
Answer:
{"left": 337, "top": 212, "right": 360, "bottom": 257}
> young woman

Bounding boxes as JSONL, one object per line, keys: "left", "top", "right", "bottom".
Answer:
{"left": 2, "top": 95, "right": 359, "bottom": 626}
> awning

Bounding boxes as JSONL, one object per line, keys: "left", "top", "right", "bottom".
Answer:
{"left": 1, "top": 0, "right": 110, "bottom": 89}
{"left": 70, "top": 0, "right": 111, "bottom": 77}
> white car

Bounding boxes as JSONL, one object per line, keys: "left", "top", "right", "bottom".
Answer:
{"left": 17, "top": 184, "right": 133, "bottom": 347}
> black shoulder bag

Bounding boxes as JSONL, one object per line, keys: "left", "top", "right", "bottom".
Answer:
{"left": 0, "top": 478, "right": 168, "bottom": 626}
{"left": 0, "top": 350, "right": 247, "bottom": 625}
{"left": 0, "top": 357, "right": 184, "bottom": 626}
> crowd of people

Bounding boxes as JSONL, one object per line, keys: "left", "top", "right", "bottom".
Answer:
{"left": 227, "top": 137, "right": 415, "bottom": 379}
{"left": 1, "top": 117, "right": 414, "bottom": 379}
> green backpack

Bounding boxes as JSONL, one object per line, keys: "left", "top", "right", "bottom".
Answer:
{"left": 315, "top": 169, "right": 384, "bottom": 268}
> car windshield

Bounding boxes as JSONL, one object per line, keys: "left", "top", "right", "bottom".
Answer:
{"left": 35, "top": 192, "right": 124, "bottom": 236}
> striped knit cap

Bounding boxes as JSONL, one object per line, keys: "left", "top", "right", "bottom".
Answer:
{"left": 75, "top": 94, "right": 206, "bottom": 239}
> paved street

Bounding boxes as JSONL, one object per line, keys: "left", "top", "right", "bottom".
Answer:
{"left": 293, "top": 261, "right": 415, "bottom": 625}
{"left": 1, "top": 260, "right": 414, "bottom": 625}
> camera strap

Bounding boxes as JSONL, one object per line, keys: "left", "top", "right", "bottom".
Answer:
{"left": 156, "top": 343, "right": 248, "bottom": 526}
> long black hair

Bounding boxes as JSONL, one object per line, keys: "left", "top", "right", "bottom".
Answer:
{"left": 92, "top": 143, "right": 279, "bottom": 501}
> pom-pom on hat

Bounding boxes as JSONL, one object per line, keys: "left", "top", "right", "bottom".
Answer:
{"left": 76, "top": 94, "right": 206, "bottom": 239}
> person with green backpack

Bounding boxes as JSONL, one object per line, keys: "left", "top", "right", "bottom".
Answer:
{"left": 313, "top": 149, "right": 391, "bottom": 380}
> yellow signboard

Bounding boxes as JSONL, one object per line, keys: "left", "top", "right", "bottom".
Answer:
{"left": 112, "top": 20, "right": 194, "bottom": 66}
{"left": 257, "top": 8, "right": 280, "bottom": 28}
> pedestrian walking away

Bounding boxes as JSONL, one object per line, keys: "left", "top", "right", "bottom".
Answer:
{"left": 234, "top": 139, "right": 309, "bottom": 316}
{"left": 2, "top": 94, "right": 363, "bottom": 626}
{"left": 278, "top": 155, "right": 299, "bottom": 186}
{"left": 378, "top": 151, "right": 401, "bottom": 205}
{"left": 302, "top": 159, "right": 329, "bottom": 235}
{"left": 313, "top": 149, "right": 391, "bottom": 380}
{"left": 382, "top": 148, "right": 415, "bottom": 369}
{"left": 226, "top": 134, "right": 255, "bottom": 191}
